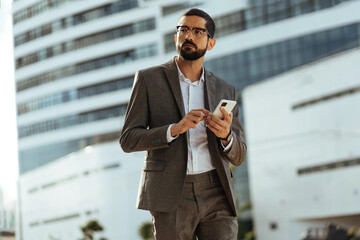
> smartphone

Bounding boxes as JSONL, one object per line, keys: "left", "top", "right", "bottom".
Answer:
{"left": 213, "top": 99, "right": 237, "bottom": 119}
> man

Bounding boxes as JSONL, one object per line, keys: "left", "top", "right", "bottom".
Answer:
{"left": 120, "top": 8, "right": 246, "bottom": 240}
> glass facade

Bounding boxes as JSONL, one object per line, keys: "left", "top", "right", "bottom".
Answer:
{"left": 17, "top": 76, "right": 134, "bottom": 115}
{"left": 13, "top": 0, "right": 69, "bottom": 24}
{"left": 163, "top": 0, "right": 354, "bottom": 53}
{"left": 245, "top": 0, "right": 353, "bottom": 28}
{"left": 14, "top": 0, "right": 138, "bottom": 46}
{"left": 164, "top": 10, "right": 245, "bottom": 53}
{"left": 17, "top": 21, "right": 360, "bottom": 174}
{"left": 18, "top": 104, "right": 127, "bottom": 138}
{"left": 205, "top": 22, "right": 360, "bottom": 92}
{"left": 16, "top": 43, "right": 157, "bottom": 92}
{"left": 19, "top": 131, "right": 121, "bottom": 174}
{"left": 16, "top": 18, "right": 155, "bottom": 69}
{"left": 13, "top": 0, "right": 138, "bottom": 26}
{"left": 161, "top": 2, "right": 203, "bottom": 16}
{"left": 215, "top": 10, "right": 245, "bottom": 38}
{"left": 12, "top": 1, "right": 360, "bottom": 238}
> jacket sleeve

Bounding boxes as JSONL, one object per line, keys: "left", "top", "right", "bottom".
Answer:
{"left": 221, "top": 87, "right": 247, "bottom": 166}
{"left": 119, "top": 71, "right": 173, "bottom": 153}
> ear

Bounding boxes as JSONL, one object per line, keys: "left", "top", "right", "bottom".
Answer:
{"left": 174, "top": 34, "right": 178, "bottom": 44}
{"left": 207, "top": 38, "right": 216, "bottom": 51}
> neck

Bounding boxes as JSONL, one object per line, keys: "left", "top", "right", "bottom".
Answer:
{"left": 176, "top": 56, "right": 204, "bottom": 82}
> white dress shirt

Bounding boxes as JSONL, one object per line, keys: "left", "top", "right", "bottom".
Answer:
{"left": 166, "top": 60, "right": 233, "bottom": 175}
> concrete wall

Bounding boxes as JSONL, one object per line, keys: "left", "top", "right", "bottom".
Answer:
{"left": 19, "top": 142, "right": 150, "bottom": 240}
{"left": 243, "top": 48, "right": 360, "bottom": 240}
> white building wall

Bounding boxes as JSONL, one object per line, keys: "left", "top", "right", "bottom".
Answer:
{"left": 243, "top": 48, "right": 360, "bottom": 240}
{"left": 0, "top": 202, "right": 16, "bottom": 231}
{"left": 19, "top": 142, "right": 149, "bottom": 240}
{"left": 15, "top": 0, "right": 360, "bottom": 154}
{"left": 0, "top": 208, "right": 5, "bottom": 229}
{"left": 13, "top": 0, "right": 360, "bottom": 239}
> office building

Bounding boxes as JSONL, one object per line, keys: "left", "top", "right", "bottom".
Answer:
{"left": 243, "top": 47, "right": 360, "bottom": 240}
{"left": 13, "top": 0, "right": 360, "bottom": 239}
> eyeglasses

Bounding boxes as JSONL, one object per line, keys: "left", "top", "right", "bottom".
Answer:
{"left": 176, "top": 25, "right": 212, "bottom": 38}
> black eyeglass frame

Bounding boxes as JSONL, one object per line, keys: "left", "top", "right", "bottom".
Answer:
{"left": 176, "top": 25, "right": 212, "bottom": 38}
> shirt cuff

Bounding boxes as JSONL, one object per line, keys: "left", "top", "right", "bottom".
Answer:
{"left": 167, "top": 124, "right": 178, "bottom": 143}
{"left": 221, "top": 135, "right": 233, "bottom": 152}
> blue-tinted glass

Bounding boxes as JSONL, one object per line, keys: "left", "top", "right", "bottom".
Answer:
{"left": 248, "top": 49, "right": 257, "bottom": 63}
{"left": 318, "top": 0, "right": 332, "bottom": 8}
{"left": 313, "top": 31, "right": 329, "bottom": 58}
{"left": 329, "top": 27, "right": 345, "bottom": 53}
{"left": 250, "top": 0, "right": 265, "bottom": 7}
{"left": 343, "top": 24, "right": 358, "bottom": 49}
{"left": 301, "top": 35, "right": 314, "bottom": 63}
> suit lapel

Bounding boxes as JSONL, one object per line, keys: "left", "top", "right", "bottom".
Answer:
{"left": 163, "top": 61, "right": 217, "bottom": 117}
{"left": 204, "top": 68, "right": 224, "bottom": 165}
{"left": 204, "top": 69, "right": 216, "bottom": 112}
{"left": 164, "top": 58, "right": 185, "bottom": 117}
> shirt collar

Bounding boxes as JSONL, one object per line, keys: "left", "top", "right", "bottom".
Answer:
{"left": 175, "top": 58, "right": 205, "bottom": 86}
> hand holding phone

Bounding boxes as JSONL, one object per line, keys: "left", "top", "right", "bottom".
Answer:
{"left": 213, "top": 99, "right": 237, "bottom": 119}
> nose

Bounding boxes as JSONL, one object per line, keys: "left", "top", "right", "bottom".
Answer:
{"left": 183, "top": 30, "right": 195, "bottom": 40}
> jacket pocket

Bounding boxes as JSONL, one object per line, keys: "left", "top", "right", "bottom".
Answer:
{"left": 143, "top": 158, "right": 165, "bottom": 172}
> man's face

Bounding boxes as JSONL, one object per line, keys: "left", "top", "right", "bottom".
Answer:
{"left": 175, "top": 15, "right": 211, "bottom": 61}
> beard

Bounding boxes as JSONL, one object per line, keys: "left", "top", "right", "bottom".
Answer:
{"left": 177, "top": 40, "right": 208, "bottom": 61}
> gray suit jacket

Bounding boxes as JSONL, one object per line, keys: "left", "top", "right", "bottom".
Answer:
{"left": 120, "top": 58, "right": 246, "bottom": 216}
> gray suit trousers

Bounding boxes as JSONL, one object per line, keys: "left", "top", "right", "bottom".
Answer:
{"left": 150, "top": 170, "right": 238, "bottom": 240}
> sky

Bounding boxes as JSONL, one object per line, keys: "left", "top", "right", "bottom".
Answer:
{"left": 0, "top": 0, "right": 18, "bottom": 205}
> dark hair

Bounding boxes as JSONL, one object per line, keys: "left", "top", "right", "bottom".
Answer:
{"left": 181, "top": 8, "right": 215, "bottom": 38}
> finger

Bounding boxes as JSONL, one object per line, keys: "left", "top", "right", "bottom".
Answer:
{"left": 186, "top": 115, "right": 202, "bottom": 124}
{"left": 207, "top": 113, "right": 224, "bottom": 127}
{"left": 199, "top": 109, "right": 210, "bottom": 115}
{"left": 220, "top": 107, "right": 231, "bottom": 123}
{"left": 188, "top": 111, "right": 207, "bottom": 123}
{"left": 208, "top": 115, "right": 231, "bottom": 135}
{"left": 205, "top": 120, "right": 220, "bottom": 134}
{"left": 183, "top": 117, "right": 198, "bottom": 127}
{"left": 191, "top": 108, "right": 207, "bottom": 112}
{"left": 189, "top": 110, "right": 203, "bottom": 117}
{"left": 206, "top": 119, "right": 230, "bottom": 138}
{"left": 206, "top": 120, "right": 229, "bottom": 138}
{"left": 189, "top": 110, "right": 206, "bottom": 120}
{"left": 206, "top": 118, "right": 222, "bottom": 132}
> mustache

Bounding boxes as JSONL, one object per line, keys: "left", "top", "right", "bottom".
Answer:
{"left": 182, "top": 40, "right": 197, "bottom": 48}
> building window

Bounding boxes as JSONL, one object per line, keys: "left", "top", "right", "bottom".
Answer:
{"left": 161, "top": 2, "right": 203, "bottom": 16}
{"left": 204, "top": 22, "right": 360, "bottom": 91}
{"left": 215, "top": 10, "right": 245, "bottom": 38}
{"left": 13, "top": 0, "right": 139, "bottom": 46}
{"left": 17, "top": 76, "right": 134, "bottom": 115}
{"left": 14, "top": 0, "right": 69, "bottom": 25}
{"left": 16, "top": 43, "right": 157, "bottom": 92}
{"left": 164, "top": 0, "right": 355, "bottom": 53}
{"left": 18, "top": 104, "right": 128, "bottom": 138}
{"left": 15, "top": 18, "right": 155, "bottom": 69}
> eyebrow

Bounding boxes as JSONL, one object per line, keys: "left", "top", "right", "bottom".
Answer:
{"left": 178, "top": 25, "right": 206, "bottom": 30}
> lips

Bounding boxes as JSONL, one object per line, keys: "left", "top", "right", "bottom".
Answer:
{"left": 183, "top": 43, "right": 196, "bottom": 48}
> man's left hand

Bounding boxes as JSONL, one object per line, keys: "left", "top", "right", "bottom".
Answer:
{"left": 201, "top": 108, "right": 233, "bottom": 145}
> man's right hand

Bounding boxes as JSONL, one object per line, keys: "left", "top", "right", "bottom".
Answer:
{"left": 171, "top": 109, "right": 206, "bottom": 136}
